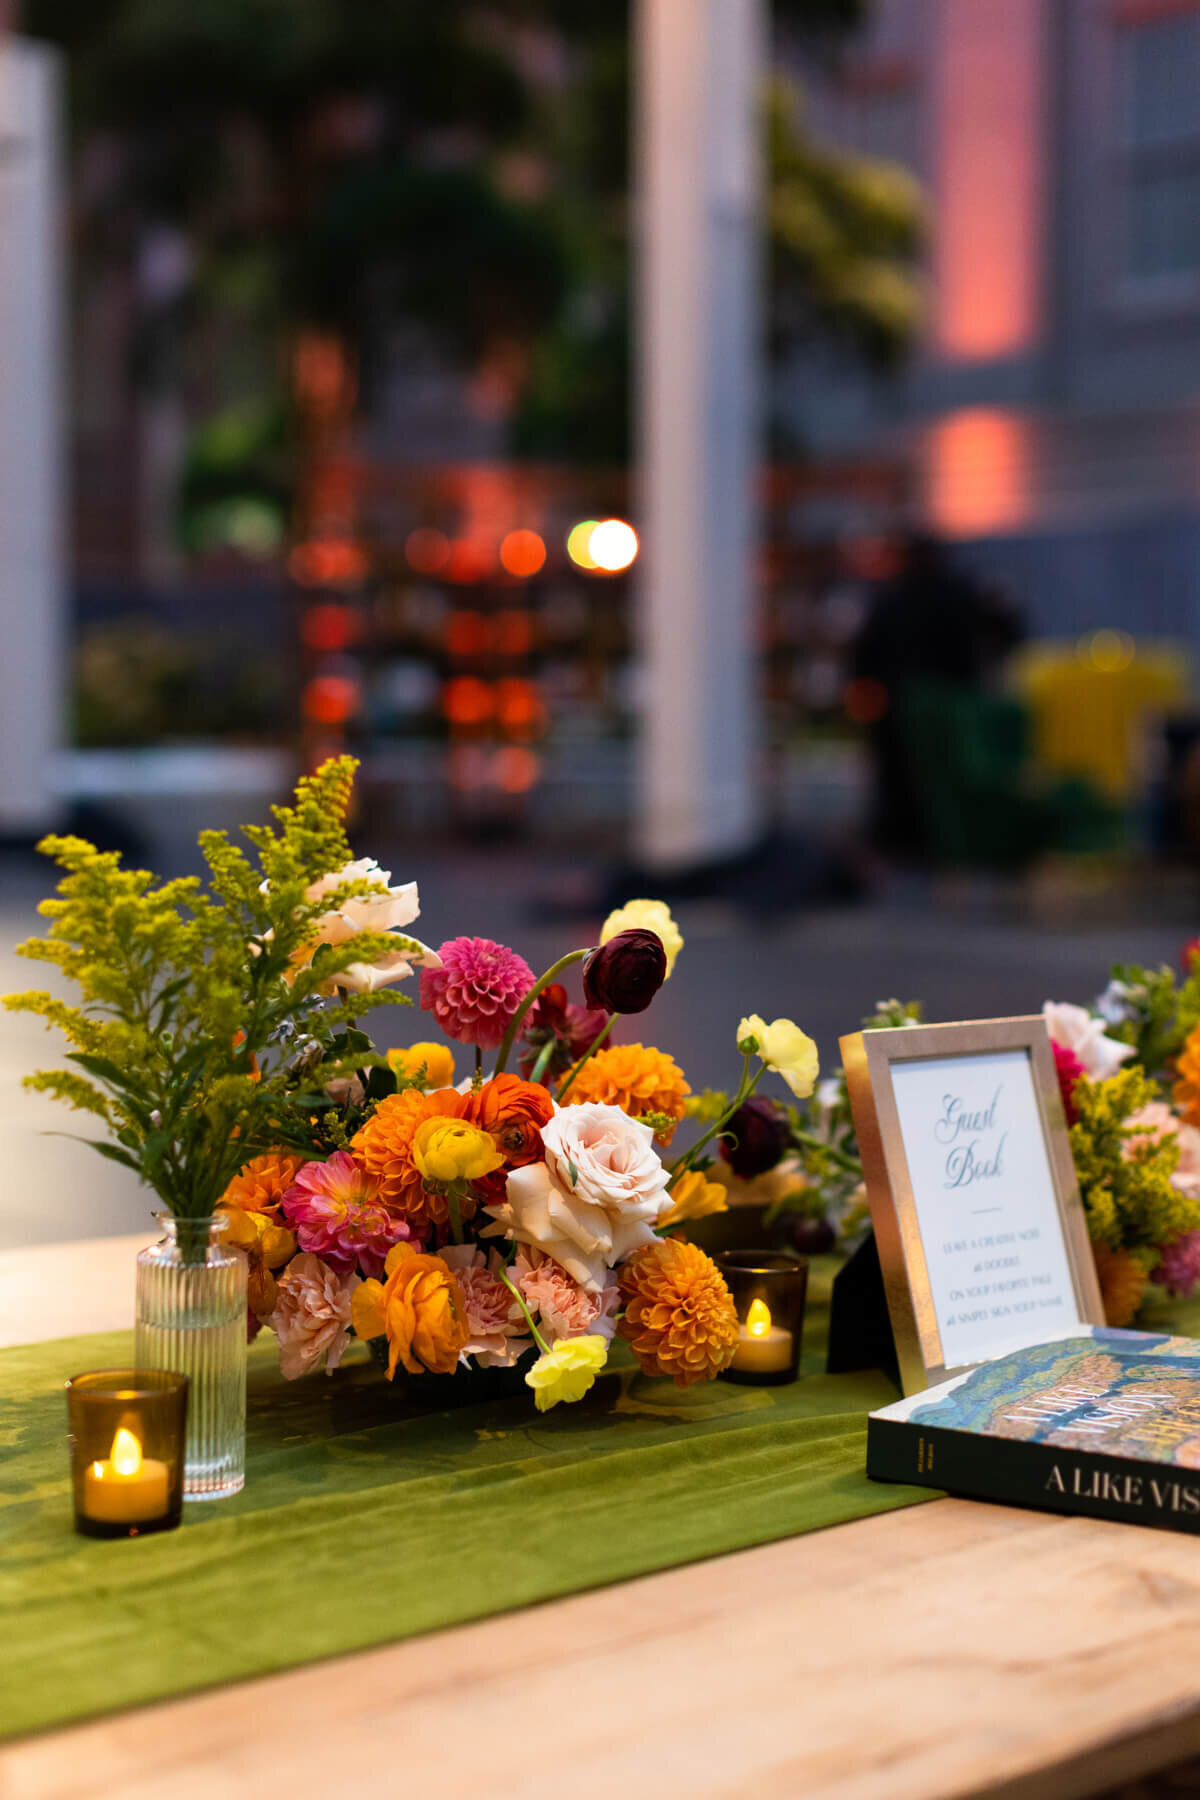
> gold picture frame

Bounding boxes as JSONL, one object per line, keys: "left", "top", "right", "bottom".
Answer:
{"left": 840, "top": 1016, "right": 1105, "bottom": 1395}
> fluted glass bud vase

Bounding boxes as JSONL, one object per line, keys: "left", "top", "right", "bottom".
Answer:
{"left": 135, "top": 1215, "right": 247, "bottom": 1501}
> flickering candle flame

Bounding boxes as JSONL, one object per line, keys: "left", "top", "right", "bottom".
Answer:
{"left": 108, "top": 1425, "right": 143, "bottom": 1478}
{"left": 83, "top": 1422, "right": 169, "bottom": 1524}
{"left": 746, "top": 1298, "right": 772, "bottom": 1338}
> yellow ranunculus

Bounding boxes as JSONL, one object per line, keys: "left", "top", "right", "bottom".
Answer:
{"left": 388, "top": 1041, "right": 456, "bottom": 1089}
{"left": 737, "top": 1015, "right": 819, "bottom": 1099}
{"left": 219, "top": 1204, "right": 296, "bottom": 1268}
{"left": 411, "top": 1116, "right": 505, "bottom": 1184}
{"left": 524, "top": 1334, "right": 609, "bottom": 1411}
{"left": 601, "top": 898, "right": 683, "bottom": 979}
{"left": 659, "top": 1168, "right": 730, "bottom": 1228}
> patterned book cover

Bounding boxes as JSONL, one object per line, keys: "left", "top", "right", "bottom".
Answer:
{"left": 869, "top": 1327, "right": 1200, "bottom": 1531}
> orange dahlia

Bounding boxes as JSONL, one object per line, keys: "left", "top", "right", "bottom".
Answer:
{"left": 618, "top": 1239, "right": 739, "bottom": 1386}
{"left": 1175, "top": 1025, "right": 1200, "bottom": 1127}
{"left": 350, "top": 1087, "right": 475, "bottom": 1237}
{"left": 563, "top": 1043, "right": 690, "bottom": 1144}
{"left": 1093, "top": 1244, "right": 1149, "bottom": 1328}
{"left": 219, "top": 1150, "right": 307, "bottom": 1217}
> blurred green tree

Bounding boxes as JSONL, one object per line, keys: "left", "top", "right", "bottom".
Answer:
{"left": 28, "top": 0, "right": 922, "bottom": 514}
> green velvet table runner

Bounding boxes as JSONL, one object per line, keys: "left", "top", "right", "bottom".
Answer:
{"left": 0, "top": 1259, "right": 932, "bottom": 1742}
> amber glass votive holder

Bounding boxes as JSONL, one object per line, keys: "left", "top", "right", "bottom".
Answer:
{"left": 717, "top": 1251, "right": 808, "bottom": 1387}
{"left": 66, "top": 1369, "right": 189, "bottom": 1538}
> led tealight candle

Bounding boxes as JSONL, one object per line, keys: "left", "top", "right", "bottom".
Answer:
{"left": 732, "top": 1298, "right": 794, "bottom": 1375}
{"left": 82, "top": 1425, "right": 170, "bottom": 1526}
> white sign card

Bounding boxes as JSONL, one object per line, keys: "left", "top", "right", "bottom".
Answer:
{"left": 840, "top": 1017, "right": 1105, "bottom": 1394}
{"left": 888, "top": 1049, "right": 1083, "bottom": 1366}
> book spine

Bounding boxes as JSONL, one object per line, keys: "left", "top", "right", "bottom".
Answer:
{"left": 868, "top": 1415, "right": 1200, "bottom": 1536}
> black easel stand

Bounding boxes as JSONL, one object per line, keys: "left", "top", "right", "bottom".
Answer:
{"left": 826, "top": 1230, "right": 901, "bottom": 1390}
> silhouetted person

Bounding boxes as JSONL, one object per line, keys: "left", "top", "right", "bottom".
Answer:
{"left": 851, "top": 533, "right": 1024, "bottom": 858}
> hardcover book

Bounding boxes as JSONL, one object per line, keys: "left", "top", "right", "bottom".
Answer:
{"left": 869, "top": 1327, "right": 1200, "bottom": 1535}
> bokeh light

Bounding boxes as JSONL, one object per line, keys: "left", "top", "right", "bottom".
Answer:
{"left": 301, "top": 603, "right": 359, "bottom": 653}
{"left": 499, "top": 528, "right": 546, "bottom": 578}
{"left": 492, "top": 745, "right": 541, "bottom": 793}
{"left": 1083, "top": 629, "right": 1135, "bottom": 673}
{"left": 405, "top": 527, "right": 451, "bottom": 575}
{"left": 302, "top": 673, "right": 361, "bottom": 725}
{"left": 493, "top": 608, "right": 535, "bottom": 657}
{"left": 495, "top": 677, "right": 546, "bottom": 738}
{"left": 566, "top": 519, "right": 600, "bottom": 570}
{"left": 289, "top": 538, "right": 368, "bottom": 587}
{"left": 445, "top": 539, "right": 496, "bottom": 584}
{"left": 444, "top": 610, "right": 493, "bottom": 657}
{"left": 843, "top": 677, "right": 889, "bottom": 725}
{"left": 442, "top": 676, "right": 494, "bottom": 725}
{"left": 587, "top": 518, "right": 638, "bottom": 573}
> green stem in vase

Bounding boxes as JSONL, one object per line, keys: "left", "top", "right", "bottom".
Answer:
{"left": 557, "top": 1013, "right": 615, "bottom": 1101}
{"left": 493, "top": 948, "right": 590, "bottom": 1076}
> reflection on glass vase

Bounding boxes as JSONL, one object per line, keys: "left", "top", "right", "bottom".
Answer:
{"left": 134, "top": 1215, "right": 247, "bottom": 1500}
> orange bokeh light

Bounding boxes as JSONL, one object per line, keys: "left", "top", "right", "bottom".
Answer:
{"left": 923, "top": 407, "right": 1031, "bottom": 537}
{"left": 301, "top": 603, "right": 359, "bottom": 653}
{"left": 444, "top": 610, "right": 494, "bottom": 657}
{"left": 302, "top": 674, "right": 360, "bottom": 725}
{"left": 442, "top": 676, "right": 494, "bottom": 726}
{"left": 445, "top": 539, "right": 496, "bottom": 584}
{"left": 492, "top": 746, "right": 541, "bottom": 793}
{"left": 493, "top": 609, "right": 535, "bottom": 657}
{"left": 495, "top": 678, "right": 546, "bottom": 738}
{"left": 499, "top": 528, "right": 547, "bottom": 579}
{"left": 405, "top": 527, "right": 451, "bottom": 575}
{"left": 289, "top": 539, "right": 368, "bottom": 588}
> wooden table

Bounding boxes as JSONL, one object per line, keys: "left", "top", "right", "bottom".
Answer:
{"left": 3, "top": 1236, "right": 1200, "bottom": 1800}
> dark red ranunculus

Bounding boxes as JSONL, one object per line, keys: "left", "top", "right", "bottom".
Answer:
{"left": 519, "top": 984, "right": 610, "bottom": 1081}
{"left": 582, "top": 929, "right": 666, "bottom": 1015}
{"left": 1183, "top": 937, "right": 1200, "bottom": 976}
{"left": 720, "top": 1095, "right": 790, "bottom": 1179}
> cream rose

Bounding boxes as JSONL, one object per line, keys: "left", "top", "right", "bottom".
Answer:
{"left": 1043, "top": 1001, "right": 1134, "bottom": 1081}
{"left": 485, "top": 1102, "right": 672, "bottom": 1292}
{"left": 295, "top": 859, "right": 441, "bottom": 995}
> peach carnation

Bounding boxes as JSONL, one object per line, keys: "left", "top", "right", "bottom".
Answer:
{"left": 562, "top": 1043, "right": 690, "bottom": 1144}
{"left": 618, "top": 1239, "right": 739, "bottom": 1386}
{"left": 350, "top": 1087, "right": 475, "bottom": 1239}
{"left": 515, "top": 1247, "right": 620, "bottom": 1345}
{"left": 271, "top": 1253, "right": 360, "bottom": 1380}
{"left": 441, "top": 1244, "right": 532, "bottom": 1367}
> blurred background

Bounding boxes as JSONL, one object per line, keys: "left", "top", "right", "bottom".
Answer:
{"left": 3, "top": 0, "right": 1199, "bottom": 1246}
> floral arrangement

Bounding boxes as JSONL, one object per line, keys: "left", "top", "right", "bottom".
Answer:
{"left": 10, "top": 757, "right": 822, "bottom": 1413}
{"left": 754, "top": 967, "right": 1200, "bottom": 1330}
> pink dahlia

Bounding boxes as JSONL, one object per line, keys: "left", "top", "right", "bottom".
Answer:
{"left": 419, "top": 936, "right": 535, "bottom": 1049}
{"left": 280, "top": 1151, "right": 411, "bottom": 1276}
{"left": 1154, "top": 1230, "right": 1200, "bottom": 1300}
{"left": 1052, "top": 1040, "right": 1086, "bottom": 1126}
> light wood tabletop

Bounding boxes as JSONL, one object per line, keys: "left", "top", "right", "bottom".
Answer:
{"left": 4, "top": 1234, "right": 1200, "bottom": 1800}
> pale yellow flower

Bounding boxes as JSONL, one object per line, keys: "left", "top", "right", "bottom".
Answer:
{"left": 659, "top": 1169, "right": 729, "bottom": 1228}
{"left": 600, "top": 899, "right": 683, "bottom": 979}
{"left": 738, "top": 1015, "right": 820, "bottom": 1099}
{"left": 524, "top": 1334, "right": 609, "bottom": 1411}
{"left": 411, "top": 1117, "right": 504, "bottom": 1184}
{"left": 388, "top": 1041, "right": 456, "bottom": 1089}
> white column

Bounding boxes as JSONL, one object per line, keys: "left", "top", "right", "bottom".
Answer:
{"left": 0, "top": 39, "right": 64, "bottom": 836}
{"left": 634, "top": 0, "right": 764, "bottom": 871}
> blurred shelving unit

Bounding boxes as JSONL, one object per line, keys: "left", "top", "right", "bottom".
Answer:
{"left": 288, "top": 450, "right": 909, "bottom": 848}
